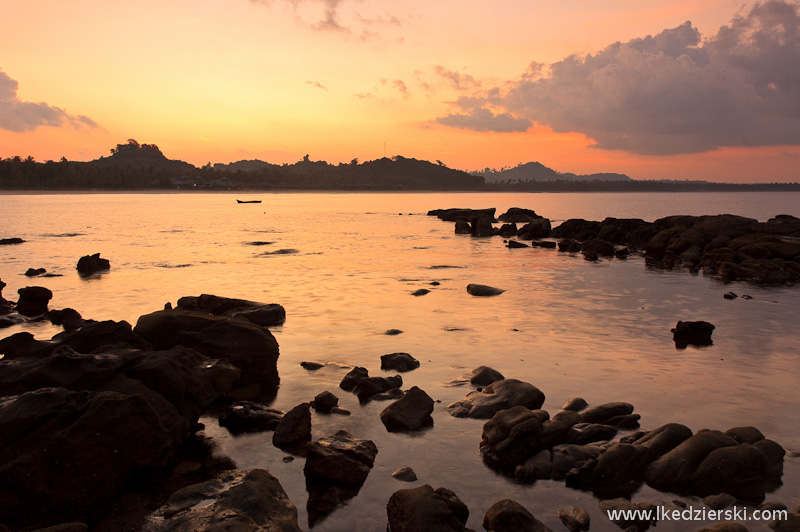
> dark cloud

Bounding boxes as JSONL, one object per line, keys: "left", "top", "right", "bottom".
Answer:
{"left": 493, "top": 0, "right": 800, "bottom": 154}
{"left": 435, "top": 104, "right": 531, "bottom": 133}
{"left": 0, "top": 69, "right": 99, "bottom": 133}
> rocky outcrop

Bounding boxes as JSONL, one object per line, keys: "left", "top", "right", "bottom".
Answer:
{"left": 16, "top": 286, "right": 53, "bottom": 317}
{"left": 76, "top": 253, "right": 110, "bottom": 274}
{"left": 428, "top": 208, "right": 496, "bottom": 222}
{"left": 380, "top": 386, "right": 435, "bottom": 432}
{"left": 272, "top": 403, "right": 312, "bottom": 451}
{"left": 381, "top": 352, "right": 420, "bottom": 372}
{"left": 387, "top": 484, "right": 470, "bottom": 532}
{"left": 218, "top": 401, "right": 284, "bottom": 434}
{"left": 134, "top": 309, "right": 281, "bottom": 389}
{"left": 142, "top": 469, "right": 302, "bottom": 532}
{"left": 672, "top": 320, "right": 715, "bottom": 348}
{"left": 448, "top": 379, "right": 545, "bottom": 419}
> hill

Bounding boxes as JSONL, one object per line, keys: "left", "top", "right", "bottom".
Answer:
{"left": 476, "top": 162, "right": 632, "bottom": 183}
{"left": 89, "top": 139, "right": 195, "bottom": 172}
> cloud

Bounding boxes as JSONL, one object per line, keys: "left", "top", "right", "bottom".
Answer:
{"left": 250, "top": 0, "right": 400, "bottom": 37}
{"left": 434, "top": 66, "right": 481, "bottom": 91}
{"left": 393, "top": 79, "right": 408, "bottom": 97}
{"left": 0, "top": 69, "right": 100, "bottom": 133}
{"left": 306, "top": 80, "right": 329, "bottom": 90}
{"left": 491, "top": 0, "right": 800, "bottom": 155}
{"left": 435, "top": 107, "right": 532, "bottom": 133}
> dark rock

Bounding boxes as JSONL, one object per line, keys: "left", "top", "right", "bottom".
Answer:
{"left": 304, "top": 430, "right": 378, "bottom": 485}
{"left": 579, "top": 402, "right": 634, "bottom": 424}
{"left": 372, "top": 387, "right": 405, "bottom": 401}
{"left": 311, "top": 390, "right": 339, "bottom": 413}
{"left": 219, "top": 401, "right": 284, "bottom": 434}
{"left": 629, "top": 423, "right": 694, "bottom": 462}
{"left": 724, "top": 292, "right": 738, "bottom": 300}
{"left": 518, "top": 219, "right": 552, "bottom": 240}
{"left": 0, "top": 387, "right": 185, "bottom": 529}
{"left": 498, "top": 208, "right": 544, "bottom": 223}
{"left": 16, "top": 286, "right": 53, "bottom": 317}
{"left": 725, "top": 426, "right": 765, "bottom": 444}
{"left": 387, "top": 484, "right": 470, "bottom": 532}
{"left": 558, "top": 239, "right": 582, "bottom": 253}
{"left": 614, "top": 247, "right": 630, "bottom": 259}
{"left": 380, "top": 386, "right": 435, "bottom": 432}
{"left": 143, "top": 469, "right": 301, "bottom": 532}
{"left": 455, "top": 219, "right": 472, "bottom": 234}
{"left": 672, "top": 320, "right": 715, "bottom": 348}
{"left": 339, "top": 366, "right": 369, "bottom": 391}
{"left": 531, "top": 240, "right": 557, "bottom": 249}
{"left": 549, "top": 445, "right": 604, "bottom": 480}
{"left": 25, "top": 268, "right": 47, "bottom": 277}
{"left": 566, "top": 443, "right": 649, "bottom": 497}
{"left": 134, "top": 309, "right": 280, "bottom": 388}
{"left": 176, "top": 294, "right": 286, "bottom": 327}
{"left": 301, "top": 361, "right": 324, "bottom": 370}
{"left": 46, "top": 308, "right": 83, "bottom": 332}
{"left": 558, "top": 507, "right": 589, "bottom": 532}
{"left": 564, "top": 423, "right": 618, "bottom": 445}
{"left": 551, "top": 219, "right": 601, "bottom": 241}
{"left": 507, "top": 240, "right": 529, "bottom": 248}
{"left": 353, "top": 375, "right": 403, "bottom": 403}
{"left": 428, "top": 207, "right": 496, "bottom": 222}
{"left": 583, "top": 252, "right": 598, "bottom": 261}
{"left": 483, "top": 499, "right": 552, "bottom": 532}
{"left": 55, "top": 319, "right": 152, "bottom": 352}
{"left": 581, "top": 238, "right": 615, "bottom": 257}
{"left": 412, "top": 289, "right": 430, "bottom": 296}
{"left": 599, "top": 499, "right": 657, "bottom": 531}
{"left": 693, "top": 443, "right": 771, "bottom": 500}
{"left": 466, "top": 283, "right": 505, "bottom": 297}
{"left": 0, "top": 331, "right": 58, "bottom": 359}
{"left": 695, "top": 523, "right": 749, "bottom": 532}
{"left": 392, "top": 466, "right": 418, "bottom": 482}
{"left": 498, "top": 223, "right": 518, "bottom": 237}
{"left": 448, "top": 379, "right": 545, "bottom": 418}
{"left": 471, "top": 215, "right": 496, "bottom": 237}
{"left": 0, "top": 237, "right": 25, "bottom": 245}
{"left": 76, "top": 253, "right": 110, "bottom": 274}
{"left": 381, "top": 352, "right": 420, "bottom": 372}
{"left": 561, "top": 397, "right": 589, "bottom": 411}
{"left": 272, "top": 403, "right": 311, "bottom": 450}
{"left": 703, "top": 493, "right": 737, "bottom": 510}
{"left": 469, "top": 366, "right": 505, "bottom": 386}
{"left": 605, "top": 413, "right": 641, "bottom": 429}
{"left": 385, "top": 329, "right": 404, "bottom": 335}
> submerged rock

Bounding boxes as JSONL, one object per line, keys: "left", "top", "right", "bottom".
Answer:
{"left": 466, "top": 283, "right": 505, "bottom": 297}
{"left": 76, "top": 253, "right": 110, "bottom": 274}
{"left": 381, "top": 352, "right": 420, "bottom": 372}
{"left": 392, "top": 466, "right": 418, "bottom": 482}
{"left": 311, "top": 390, "right": 339, "bottom": 413}
{"left": 672, "top": 320, "right": 715, "bottom": 348}
{"left": 218, "top": 401, "right": 283, "bottom": 434}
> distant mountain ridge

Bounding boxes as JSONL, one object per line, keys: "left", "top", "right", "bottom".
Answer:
{"left": 475, "top": 161, "right": 632, "bottom": 183}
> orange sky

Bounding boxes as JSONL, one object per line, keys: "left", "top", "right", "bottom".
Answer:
{"left": 1, "top": 0, "right": 799, "bottom": 182}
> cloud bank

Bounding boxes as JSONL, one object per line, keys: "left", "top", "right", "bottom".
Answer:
{"left": 0, "top": 69, "right": 99, "bottom": 133}
{"left": 437, "top": 0, "right": 800, "bottom": 155}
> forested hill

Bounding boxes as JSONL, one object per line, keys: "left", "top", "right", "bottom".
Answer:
{"left": 476, "top": 161, "right": 632, "bottom": 183}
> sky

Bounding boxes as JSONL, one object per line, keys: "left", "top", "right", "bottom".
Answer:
{"left": 1, "top": 0, "right": 799, "bottom": 182}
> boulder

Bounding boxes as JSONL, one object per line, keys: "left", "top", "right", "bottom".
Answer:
{"left": 469, "top": 366, "right": 505, "bottom": 386}
{"left": 0, "top": 237, "right": 25, "bottom": 245}
{"left": 46, "top": 308, "right": 83, "bottom": 332}
{"left": 483, "top": 499, "right": 552, "bottom": 532}
{"left": 381, "top": 352, "right": 421, "bottom": 372}
{"left": 25, "top": 267, "right": 47, "bottom": 277}
{"left": 558, "top": 507, "right": 590, "bottom": 532}
{"left": 339, "top": 366, "right": 370, "bottom": 391}
{"left": 466, "top": 284, "right": 505, "bottom": 297}
{"left": 518, "top": 219, "right": 552, "bottom": 240}
{"left": 311, "top": 390, "right": 339, "bottom": 414}
{"left": 387, "top": 484, "right": 470, "bottom": 532}
{"left": 304, "top": 430, "right": 378, "bottom": 485}
{"left": 412, "top": 289, "right": 430, "bottom": 296}
{"left": 380, "top": 386, "right": 435, "bottom": 432}
{"left": 54, "top": 319, "right": 152, "bottom": 352}
{"left": 272, "top": 403, "right": 311, "bottom": 450}
{"left": 353, "top": 375, "right": 403, "bottom": 403}
{"left": 134, "top": 309, "right": 280, "bottom": 388}
{"left": 471, "top": 215, "right": 496, "bottom": 237}
{"left": 142, "top": 469, "right": 301, "bottom": 532}
{"left": 218, "top": 401, "right": 284, "bottom": 434}
{"left": 16, "top": 286, "right": 53, "bottom": 317}
{"left": 0, "top": 331, "right": 58, "bottom": 359}
{"left": 628, "top": 423, "right": 694, "bottom": 462}
{"left": 507, "top": 240, "right": 529, "bottom": 248}
{"left": 498, "top": 208, "right": 543, "bottom": 223}
{"left": 561, "top": 397, "right": 588, "bottom": 412}
{"left": 76, "top": 253, "right": 110, "bottom": 274}
{"left": 672, "top": 320, "right": 715, "bottom": 348}
{"left": 579, "top": 402, "right": 634, "bottom": 424}
{"left": 176, "top": 294, "right": 286, "bottom": 328}
{"left": 392, "top": 467, "right": 418, "bottom": 482}
{"left": 448, "top": 379, "right": 545, "bottom": 419}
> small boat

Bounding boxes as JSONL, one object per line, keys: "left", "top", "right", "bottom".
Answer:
{"left": 236, "top": 199, "right": 262, "bottom": 204}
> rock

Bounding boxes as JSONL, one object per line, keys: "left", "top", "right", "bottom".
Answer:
{"left": 301, "top": 361, "right": 324, "bottom": 370}
{"left": 558, "top": 239, "right": 582, "bottom": 253}
{"left": 558, "top": 507, "right": 589, "bottom": 532}
{"left": 339, "top": 366, "right": 370, "bottom": 391}
{"left": 311, "top": 390, "right": 339, "bottom": 413}
{"left": 448, "top": 379, "right": 545, "bottom": 419}
{"left": 46, "top": 308, "right": 83, "bottom": 332}
{"left": 0, "top": 237, "right": 25, "bottom": 245}
{"left": 579, "top": 402, "right": 634, "bottom": 424}
{"left": 561, "top": 397, "right": 589, "bottom": 412}
{"left": 703, "top": 493, "right": 737, "bottom": 510}
{"left": 16, "top": 286, "right": 53, "bottom": 317}
{"left": 469, "top": 366, "right": 505, "bottom": 386}
{"left": 471, "top": 215, "right": 497, "bottom": 237}
{"left": 605, "top": 413, "right": 641, "bottom": 429}
{"left": 392, "top": 467, "right": 418, "bottom": 482}
{"left": 770, "top": 506, "right": 800, "bottom": 532}
{"left": 532, "top": 240, "right": 557, "bottom": 249}
{"left": 412, "top": 289, "right": 431, "bottom": 296}
{"left": 381, "top": 352, "right": 421, "bottom": 372}
{"left": 483, "top": 499, "right": 552, "bottom": 532}
{"left": 455, "top": 219, "right": 472, "bottom": 234}
{"left": 0, "top": 331, "right": 57, "bottom": 359}
{"left": 134, "top": 309, "right": 280, "bottom": 389}
{"left": 428, "top": 207, "right": 496, "bottom": 222}
{"left": 672, "top": 320, "right": 715, "bottom": 348}
{"left": 518, "top": 219, "right": 552, "bottom": 240}
{"left": 25, "top": 267, "right": 47, "bottom": 277}
{"left": 353, "top": 375, "right": 403, "bottom": 403}
{"left": 498, "top": 208, "right": 544, "bottom": 223}
{"left": 724, "top": 292, "right": 738, "bottom": 299}
{"left": 466, "top": 283, "right": 505, "bottom": 297}
{"left": 564, "top": 423, "right": 618, "bottom": 445}
{"left": 304, "top": 430, "right": 378, "bottom": 485}
{"left": 507, "top": 240, "right": 529, "bottom": 248}
{"left": 76, "top": 253, "right": 110, "bottom": 274}
{"left": 176, "top": 294, "right": 286, "bottom": 327}
{"left": 598, "top": 499, "right": 657, "bottom": 531}
{"left": 725, "top": 426, "right": 765, "bottom": 444}
{"left": 29, "top": 523, "right": 89, "bottom": 532}
{"left": 218, "top": 401, "right": 284, "bottom": 434}
{"left": 143, "top": 469, "right": 301, "bottom": 532}
{"left": 629, "top": 423, "right": 694, "bottom": 461}
{"left": 566, "top": 443, "right": 650, "bottom": 498}
{"left": 581, "top": 238, "right": 615, "bottom": 257}
{"left": 387, "top": 484, "right": 470, "bottom": 532}
{"left": 498, "top": 223, "right": 518, "bottom": 237}
{"left": 380, "top": 386, "right": 435, "bottom": 432}
{"left": 373, "top": 387, "right": 405, "bottom": 401}
{"left": 55, "top": 319, "right": 152, "bottom": 352}
{"left": 385, "top": 329, "right": 404, "bottom": 335}
{"left": 272, "top": 403, "right": 311, "bottom": 450}
{"left": 0, "top": 387, "right": 185, "bottom": 529}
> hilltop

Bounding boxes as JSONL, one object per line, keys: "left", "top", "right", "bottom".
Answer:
{"left": 475, "top": 161, "right": 632, "bottom": 183}
{"left": 89, "top": 139, "right": 195, "bottom": 172}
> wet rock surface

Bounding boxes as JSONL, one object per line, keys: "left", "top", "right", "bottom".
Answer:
{"left": 447, "top": 378, "right": 545, "bottom": 418}
{"left": 381, "top": 352, "right": 420, "bottom": 372}
{"left": 380, "top": 386, "right": 435, "bottom": 432}
{"left": 387, "top": 484, "right": 471, "bottom": 532}
{"left": 76, "top": 253, "right": 110, "bottom": 274}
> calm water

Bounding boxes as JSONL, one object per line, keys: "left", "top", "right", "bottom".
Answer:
{"left": 1, "top": 191, "right": 799, "bottom": 531}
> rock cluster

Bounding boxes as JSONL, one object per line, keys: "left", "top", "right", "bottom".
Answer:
{"left": 339, "top": 366, "right": 403, "bottom": 402}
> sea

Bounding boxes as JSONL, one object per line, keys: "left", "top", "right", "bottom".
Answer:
{"left": 1, "top": 191, "right": 799, "bottom": 531}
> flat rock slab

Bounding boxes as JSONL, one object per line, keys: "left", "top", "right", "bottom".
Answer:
{"left": 466, "top": 284, "right": 505, "bottom": 296}
{"left": 447, "top": 378, "right": 545, "bottom": 419}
